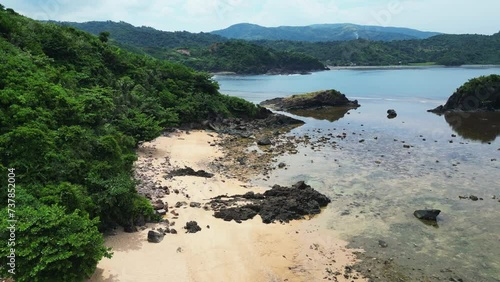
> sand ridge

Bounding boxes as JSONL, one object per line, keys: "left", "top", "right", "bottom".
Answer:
{"left": 88, "top": 130, "right": 366, "bottom": 282}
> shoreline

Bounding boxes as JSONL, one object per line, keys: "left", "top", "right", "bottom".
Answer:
{"left": 211, "top": 64, "right": 500, "bottom": 77}
{"left": 88, "top": 130, "right": 366, "bottom": 282}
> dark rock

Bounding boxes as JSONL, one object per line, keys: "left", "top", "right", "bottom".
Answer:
{"left": 135, "top": 214, "right": 146, "bottom": 227}
{"left": 147, "top": 230, "right": 164, "bottom": 243}
{"left": 387, "top": 109, "right": 397, "bottom": 119}
{"left": 278, "top": 162, "right": 286, "bottom": 168}
{"left": 152, "top": 199, "right": 165, "bottom": 210}
{"left": 210, "top": 181, "right": 331, "bottom": 224}
{"left": 189, "top": 202, "right": 202, "bottom": 208}
{"left": 469, "top": 195, "right": 479, "bottom": 201}
{"left": 378, "top": 240, "right": 389, "bottom": 248}
{"left": 124, "top": 225, "right": 138, "bottom": 233}
{"left": 166, "top": 167, "right": 214, "bottom": 178}
{"left": 184, "top": 221, "right": 202, "bottom": 233}
{"left": 156, "top": 209, "right": 167, "bottom": 215}
{"left": 169, "top": 228, "right": 177, "bottom": 234}
{"left": 257, "top": 137, "right": 272, "bottom": 146}
{"left": 414, "top": 209, "right": 441, "bottom": 221}
{"left": 175, "top": 201, "right": 187, "bottom": 208}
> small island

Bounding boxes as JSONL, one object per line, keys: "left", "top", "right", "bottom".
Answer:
{"left": 259, "top": 89, "right": 360, "bottom": 111}
{"left": 429, "top": 74, "right": 500, "bottom": 113}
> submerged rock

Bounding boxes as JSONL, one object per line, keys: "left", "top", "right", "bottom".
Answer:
{"left": 414, "top": 209, "right": 441, "bottom": 221}
{"left": 147, "top": 230, "right": 164, "bottom": 243}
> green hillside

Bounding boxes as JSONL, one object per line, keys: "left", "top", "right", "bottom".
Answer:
{"left": 57, "top": 21, "right": 326, "bottom": 74}
{"left": 255, "top": 32, "right": 500, "bottom": 66}
{"left": 0, "top": 6, "right": 258, "bottom": 281}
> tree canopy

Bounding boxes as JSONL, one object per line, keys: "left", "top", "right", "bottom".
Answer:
{"left": 0, "top": 7, "right": 259, "bottom": 281}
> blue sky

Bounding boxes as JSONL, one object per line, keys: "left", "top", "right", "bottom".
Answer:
{"left": 2, "top": 0, "right": 499, "bottom": 34}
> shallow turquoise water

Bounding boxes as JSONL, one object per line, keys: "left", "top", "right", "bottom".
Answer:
{"left": 215, "top": 67, "right": 500, "bottom": 281}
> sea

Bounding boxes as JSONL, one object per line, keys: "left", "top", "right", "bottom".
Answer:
{"left": 214, "top": 66, "right": 500, "bottom": 282}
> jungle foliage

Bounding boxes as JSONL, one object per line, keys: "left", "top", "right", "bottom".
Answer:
{"left": 0, "top": 7, "right": 258, "bottom": 281}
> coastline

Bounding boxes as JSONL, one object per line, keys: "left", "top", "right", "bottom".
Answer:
{"left": 88, "top": 130, "right": 366, "bottom": 282}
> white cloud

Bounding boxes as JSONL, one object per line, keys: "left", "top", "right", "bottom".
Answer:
{"left": 2, "top": 0, "right": 499, "bottom": 34}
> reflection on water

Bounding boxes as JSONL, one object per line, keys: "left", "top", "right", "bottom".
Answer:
{"left": 444, "top": 112, "right": 500, "bottom": 142}
{"left": 289, "top": 107, "right": 354, "bottom": 122}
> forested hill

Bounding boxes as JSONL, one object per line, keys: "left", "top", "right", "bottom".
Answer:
{"left": 211, "top": 23, "right": 441, "bottom": 42}
{"left": 56, "top": 20, "right": 225, "bottom": 49}
{"left": 255, "top": 32, "right": 500, "bottom": 66}
{"left": 56, "top": 21, "right": 326, "bottom": 74}
{"left": 0, "top": 6, "right": 259, "bottom": 281}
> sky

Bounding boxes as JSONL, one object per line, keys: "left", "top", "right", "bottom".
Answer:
{"left": 2, "top": 0, "right": 499, "bottom": 34}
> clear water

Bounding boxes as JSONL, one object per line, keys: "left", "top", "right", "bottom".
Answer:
{"left": 214, "top": 67, "right": 500, "bottom": 282}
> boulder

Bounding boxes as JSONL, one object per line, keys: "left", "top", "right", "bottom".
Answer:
{"left": 184, "top": 221, "right": 202, "bottom": 233}
{"left": 152, "top": 199, "right": 165, "bottom": 210}
{"left": 387, "top": 109, "right": 397, "bottom": 119}
{"left": 257, "top": 137, "right": 272, "bottom": 146}
{"left": 414, "top": 209, "right": 441, "bottom": 221}
{"left": 147, "top": 230, "right": 164, "bottom": 243}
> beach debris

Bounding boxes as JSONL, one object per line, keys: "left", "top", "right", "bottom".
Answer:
{"left": 387, "top": 109, "right": 397, "bottom": 119}
{"left": 123, "top": 225, "right": 138, "bottom": 233}
{"left": 184, "top": 221, "right": 202, "bottom": 233}
{"left": 147, "top": 230, "right": 164, "bottom": 243}
{"left": 413, "top": 209, "right": 441, "bottom": 221}
{"left": 278, "top": 162, "right": 287, "bottom": 168}
{"left": 210, "top": 181, "right": 331, "bottom": 224}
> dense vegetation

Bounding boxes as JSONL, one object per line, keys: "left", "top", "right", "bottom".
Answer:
{"left": 57, "top": 21, "right": 326, "bottom": 74}
{"left": 211, "top": 23, "right": 440, "bottom": 42}
{"left": 256, "top": 32, "right": 500, "bottom": 66}
{"left": 0, "top": 6, "right": 258, "bottom": 281}
{"left": 430, "top": 74, "right": 500, "bottom": 113}
{"left": 58, "top": 21, "right": 500, "bottom": 68}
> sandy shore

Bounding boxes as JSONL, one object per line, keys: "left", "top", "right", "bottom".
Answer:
{"left": 88, "top": 130, "right": 365, "bottom": 282}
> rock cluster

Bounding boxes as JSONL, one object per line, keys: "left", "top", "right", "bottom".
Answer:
{"left": 210, "top": 181, "right": 331, "bottom": 224}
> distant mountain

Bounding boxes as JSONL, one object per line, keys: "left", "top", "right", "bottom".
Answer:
{"left": 211, "top": 23, "right": 442, "bottom": 42}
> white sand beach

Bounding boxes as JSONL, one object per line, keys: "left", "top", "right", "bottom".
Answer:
{"left": 88, "top": 130, "right": 365, "bottom": 282}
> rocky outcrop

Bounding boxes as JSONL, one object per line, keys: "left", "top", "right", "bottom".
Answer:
{"left": 166, "top": 167, "right": 214, "bottom": 178}
{"left": 259, "top": 89, "right": 360, "bottom": 111}
{"left": 147, "top": 230, "right": 164, "bottom": 243}
{"left": 429, "top": 74, "right": 500, "bottom": 113}
{"left": 210, "top": 181, "right": 331, "bottom": 224}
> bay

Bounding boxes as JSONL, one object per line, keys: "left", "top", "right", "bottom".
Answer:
{"left": 214, "top": 67, "right": 500, "bottom": 282}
